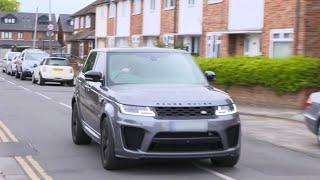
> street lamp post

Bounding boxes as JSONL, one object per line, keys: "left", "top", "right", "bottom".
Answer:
{"left": 48, "top": 0, "right": 53, "bottom": 55}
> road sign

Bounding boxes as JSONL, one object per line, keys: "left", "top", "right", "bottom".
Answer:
{"left": 48, "top": 24, "right": 54, "bottom": 31}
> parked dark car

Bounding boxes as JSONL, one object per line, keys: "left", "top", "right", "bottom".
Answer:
{"left": 16, "top": 49, "right": 49, "bottom": 80}
{"left": 71, "top": 48, "right": 241, "bottom": 170}
{"left": 304, "top": 92, "right": 320, "bottom": 145}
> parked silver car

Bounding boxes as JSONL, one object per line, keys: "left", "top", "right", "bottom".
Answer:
{"left": 2, "top": 52, "right": 20, "bottom": 74}
{"left": 304, "top": 92, "right": 320, "bottom": 145}
{"left": 6, "top": 53, "right": 21, "bottom": 76}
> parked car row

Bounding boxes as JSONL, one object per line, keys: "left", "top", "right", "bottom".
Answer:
{"left": 1, "top": 49, "right": 75, "bottom": 86}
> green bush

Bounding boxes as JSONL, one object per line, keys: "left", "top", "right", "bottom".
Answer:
{"left": 195, "top": 56, "right": 320, "bottom": 94}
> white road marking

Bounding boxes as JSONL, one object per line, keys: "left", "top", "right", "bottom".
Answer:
{"left": 18, "top": 86, "right": 31, "bottom": 92}
{"left": 7, "top": 80, "right": 16, "bottom": 85}
{"left": 59, "top": 102, "right": 72, "bottom": 109}
{"left": 35, "top": 92, "right": 52, "bottom": 100}
{"left": 192, "top": 162, "right": 236, "bottom": 180}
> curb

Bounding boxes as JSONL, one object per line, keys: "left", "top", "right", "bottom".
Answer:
{"left": 239, "top": 112, "right": 304, "bottom": 123}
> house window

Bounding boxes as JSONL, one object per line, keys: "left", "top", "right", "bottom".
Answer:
{"left": 43, "top": 32, "right": 50, "bottom": 40}
{"left": 133, "top": 0, "right": 141, "bottom": 14}
{"left": 164, "top": 0, "right": 175, "bottom": 9}
{"left": 208, "top": 0, "right": 223, "bottom": 4}
{"left": 163, "top": 34, "right": 174, "bottom": 48}
{"left": 38, "top": 15, "right": 49, "bottom": 25}
{"left": 150, "top": 0, "right": 156, "bottom": 10}
{"left": 109, "top": 3, "right": 116, "bottom": 18}
{"left": 18, "top": 32, "right": 24, "bottom": 40}
{"left": 69, "top": 19, "right": 74, "bottom": 26}
{"left": 88, "top": 41, "right": 94, "bottom": 50}
{"left": 79, "top": 42, "right": 84, "bottom": 58}
{"left": 1, "top": 32, "right": 12, "bottom": 39}
{"left": 85, "top": 15, "right": 91, "bottom": 28}
{"left": 188, "top": 0, "right": 195, "bottom": 5}
{"left": 120, "top": 2, "right": 128, "bottom": 17}
{"left": 4, "top": 18, "right": 16, "bottom": 24}
{"left": 270, "top": 29, "right": 294, "bottom": 58}
{"left": 80, "top": 17, "right": 84, "bottom": 28}
{"left": 108, "top": 36, "right": 115, "bottom": 47}
{"left": 206, "top": 34, "right": 221, "bottom": 58}
{"left": 74, "top": 17, "right": 79, "bottom": 29}
{"left": 131, "top": 35, "right": 141, "bottom": 47}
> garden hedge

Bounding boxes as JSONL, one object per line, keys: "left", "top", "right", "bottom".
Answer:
{"left": 195, "top": 56, "right": 320, "bottom": 94}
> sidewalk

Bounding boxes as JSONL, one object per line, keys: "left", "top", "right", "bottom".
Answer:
{"left": 237, "top": 103, "right": 304, "bottom": 122}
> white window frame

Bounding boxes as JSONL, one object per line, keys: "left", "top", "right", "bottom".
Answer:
{"left": 4, "top": 18, "right": 15, "bottom": 24}
{"left": 74, "top": 17, "right": 79, "bottom": 29}
{"left": 164, "top": 0, "right": 175, "bottom": 10}
{"left": 1, "top": 32, "right": 12, "bottom": 39}
{"left": 109, "top": 3, "right": 116, "bottom": 18}
{"left": 269, "top": 28, "right": 294, "bottom": 57}
{"left": 88, "top": 41, "right": 94, "bottom": 50}
{"left": 85, "top": 15, "right": 91, "bottom": 28}
{"left": 206, "top": 32, "right": 222, "bottom": 58}
{"left": 108, "top": 36, "right": 116, "bottom": 47}
{"left": 208, "top": 0, "right": 223, "bottom": 4}
{"left": 79, "top": 42, "right": 84, "bottom": 58}
{"left": 163, "top": 34, "right": 175, "bottom": 48}
{"left": 133, "top": 0, "right": 141, "bottom": 15}
{"left": 131, "top": 35, "right": 141, "bottom": 47}
{"left": 80, "top": 16, "right": 85, "bottom": 28}
{"left": 188, "top": 0, "right": 195, "bottom": 6}
{"left": 17, "top": 32, "right": 24, "bottom": 40}
{"left": 150, "top": 0, "right": 156, "bottom": 11}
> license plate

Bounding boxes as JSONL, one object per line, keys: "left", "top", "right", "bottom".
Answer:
{"left": 169, "top": 121, "right": 208, "bottom": 132}
{"left": 53, "top": 69, "right": 63, "bottom": 74}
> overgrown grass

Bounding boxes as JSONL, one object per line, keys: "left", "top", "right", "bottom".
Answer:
{"left": 195, "top": 56, "right": 320, "bottom": 94}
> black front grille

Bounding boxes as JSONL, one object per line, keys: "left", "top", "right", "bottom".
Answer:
{"left": 226, "top": 124, "right": 240, "bottom": 148}
{"left": 121, "top": 126, "right": 145, "bottom": 151}
{"left": 155, "top": 106, "right": 216, "bottom": 119}
{"left": 148, "top": 132, "right": 223, "bottom": 152}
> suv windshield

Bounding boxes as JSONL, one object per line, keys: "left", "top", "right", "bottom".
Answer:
{"left": 108, "top": 52, "right": 207, "bottom": 85}
{"left": 25, "top": 52, "right": 49, "bottom": 61}
{"left": 45, "top": 58, "right": 68, "bottom": 66}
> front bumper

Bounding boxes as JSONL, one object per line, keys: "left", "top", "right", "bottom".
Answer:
{"left": 111, "top": 113, "right": 241, "bottom": 159}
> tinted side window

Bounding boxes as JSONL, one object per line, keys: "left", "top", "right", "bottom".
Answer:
{"left": 40, "top": 59, "right": 45, "bottom": 65}
{"left": 93, "top": 52, "right": 106, "bottom": 76}
{"left": 82, "top": 52, "right": 97, "bottom": 73}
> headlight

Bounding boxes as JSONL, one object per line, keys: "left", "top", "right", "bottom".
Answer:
{"left": 216, "top": 104, "right": 237, "bottom": 116}
{"left": 118, "top": 104, "right": 156, "bottom": 117}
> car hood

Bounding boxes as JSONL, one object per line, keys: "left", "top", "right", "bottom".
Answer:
{"left": 23, "top": 60, "right": 39, "bottom": 68}
{"left": 107, "top": 84, "right": 233, "bottom": 107}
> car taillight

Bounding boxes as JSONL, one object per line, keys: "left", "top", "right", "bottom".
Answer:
{"left": 305, "top": 97, "right": 313, "bottom": 108}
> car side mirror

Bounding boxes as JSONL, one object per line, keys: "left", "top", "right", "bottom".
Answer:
{"left": 84, "top": 71, "right": 103, "bottom": 83}
{"left": 33, "top": 64, "right": 38, "bottom": 68}
{"left": 205, "top": 71, "right": 216, "bottom": 82}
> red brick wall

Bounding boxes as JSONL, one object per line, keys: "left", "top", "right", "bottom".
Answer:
{"left": 200, "top": 0, "right": 229, "bottom": 56}
{"left": 262, "top": 0, "right": 296, "bottom": 56}
{"left": 130, "top": 0, "right": 143, "bottom": 35}
{"left": 107, "top": 18, "right": 116, "bottom": 36}
{"left": 159, "top": 0, "right": 178, "bottom": 43}
{"left": 300, "top": 0, "right": 320, "bottom": 57}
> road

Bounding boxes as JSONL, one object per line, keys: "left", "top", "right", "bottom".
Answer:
{"left": 1, "top": 73, "right": 320, "bottom": 180}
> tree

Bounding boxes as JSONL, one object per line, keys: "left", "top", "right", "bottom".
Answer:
{"left": 0, "top": 0, "right": 19, "bottom": 12}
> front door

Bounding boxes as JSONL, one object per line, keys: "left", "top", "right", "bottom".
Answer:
{"left": 244, "top": 34, "right": 261, "bottom": 56}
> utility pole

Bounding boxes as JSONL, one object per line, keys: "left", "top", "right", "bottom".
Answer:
{"left": 33, "top": 7, "right": 38, "bottom": 48}
{"left": 48, "top": 0, "right": 53, "bottom": 55}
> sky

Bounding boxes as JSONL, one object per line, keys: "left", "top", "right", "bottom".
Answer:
{"left": 19, "top": 0, "right": 94, "bottom": 15}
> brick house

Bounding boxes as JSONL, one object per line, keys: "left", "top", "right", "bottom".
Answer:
{"left": 68, "top": 1, "right": 97, "bottom": 58}
{"left": 94, "top": 0, "right": 320, "bottom": 58}
{"left": 0, "top": 12, "right": 60, "bottom": 54}
{"left": 57, "top": 14, "right": 74, "bottom": 53}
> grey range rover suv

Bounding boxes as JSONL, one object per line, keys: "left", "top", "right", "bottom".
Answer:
{"left": 72, "top": 48, "right": 241, "bottom": 170}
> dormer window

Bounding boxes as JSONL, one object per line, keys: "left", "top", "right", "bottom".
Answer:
{"left": 38, "top": 15, "right": 49, "bottom": 25}
{"left": 68, "top": 19, "right": 74, "bottom": 26}
{"left": 4, "top": 18, "right": 15, "bottom": 24}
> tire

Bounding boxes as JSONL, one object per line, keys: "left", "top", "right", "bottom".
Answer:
{"left": 210, "top": 154, "right": 240, "bottom": 167}
{"left": 101, "top": 117, "right": 126, "bottom": 170}
{"left": 31, "top": 74, "right": 37, "bottom": 84}
{"left": 71, "top": 102, "right": 92, "bottom": 145}
{"left": 67, "top": 80, "right": 74, "bottom": 87}
{"left": 15, "top": 70, "right": 20, "bottom": 79}
{"left": 2, "top": 69, "right": 5, "bottom": 73}
{"left": 11, "top": 71, "right": 15, "bottom": 76}
{"left": 38, "top": 74, "right": 45, "bottom": 86}
{"left": 7, "top": 70, "right": 10, "bottom": 75}
{"left": 317, "top": 123, "right": 320, "bottom": 145}
{"left": 20, "top": 71, "right": 26, "bottom": 80}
